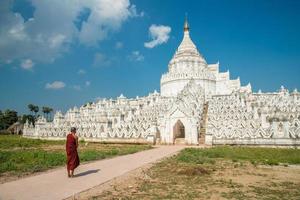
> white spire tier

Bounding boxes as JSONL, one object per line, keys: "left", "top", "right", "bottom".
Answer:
{"left": 177, "top": 17, "right": 197, "bottom": 54}
{"left": 168, "top": 17, "right": 207, "bottom": 73}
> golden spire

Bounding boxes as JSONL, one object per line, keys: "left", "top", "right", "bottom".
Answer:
{"left": 184, "top": 14, "right": 189, "bottom": 32}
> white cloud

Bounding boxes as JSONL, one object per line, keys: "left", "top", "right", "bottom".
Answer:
{"left": 45, "top": 81, "right": 66, "bottom": 90}
{"left": 0, "top": 0, "right": 141, "bottom": 63}
{"left": 115, "top": 41, "right": 123, "bottom": 49}
{"left": 20, "top": 59, "right": 34, "bottom": 70}
{"left": 144, "top": 24, "right": 171, "bottom": 48}
{"left": 128, "top": 51, "right": 144, "bottom": 61}
{"left": 85, "top": 81, "right": 91, "bottom": 86}
{"left": 78, "top": 0, "right": 140, "bottom": 46}
{"left": 129, "top": 4, "right": 144, "bottom": 17}
{"left": 77, "top": 69, "right": 86, "bottom": 75}
{"left": 93, "top": 52, "right": 111, "bottom": 67}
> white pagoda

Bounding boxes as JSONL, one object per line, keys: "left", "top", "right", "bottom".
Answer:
{"left": 24, "top": 18, "right": 300, "bottom": 146}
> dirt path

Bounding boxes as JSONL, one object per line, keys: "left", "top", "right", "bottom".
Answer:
{"left": 65, "top": 162, "right": 155, "bottom": 200}
{"left": 0, "top": 145, "right": 185, "bottom": 200}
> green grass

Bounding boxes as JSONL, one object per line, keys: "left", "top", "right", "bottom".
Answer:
{"left": 177, "top": 146, "right": 300, "bottom": 165}
{"left": 0, "top": 135, "right": 152, "bottom": 177}
{"left": 0, "top": 135, "right": 65, "bottom": 149}
{"left": 0, "top": 151, "right": 65, "bottom": 174}
{"left": 79, "top": 145, "right": 152, "bottom": 162}
{"left": 94, "top": 146, "right": 300, "bottom": 200}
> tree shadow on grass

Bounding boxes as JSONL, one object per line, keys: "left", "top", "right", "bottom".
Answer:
{"left": 74, "top": 169, "right": 100, "bottom": 177}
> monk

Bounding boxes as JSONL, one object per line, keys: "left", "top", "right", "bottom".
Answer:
{"left": 66, "top": 127, "right": 80, "bottom": 177}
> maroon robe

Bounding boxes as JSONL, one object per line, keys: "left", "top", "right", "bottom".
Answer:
{"left": 66, "top": 133, "right": 80, "bottom": 170}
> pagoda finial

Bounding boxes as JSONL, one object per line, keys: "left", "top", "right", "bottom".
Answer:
{"left": 184, "top": 13, "right": 189, "bottom": 32}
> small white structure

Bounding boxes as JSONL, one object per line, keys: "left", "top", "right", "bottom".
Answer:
{"left": 24, "top": 18, "right": 300, "bottom": 146}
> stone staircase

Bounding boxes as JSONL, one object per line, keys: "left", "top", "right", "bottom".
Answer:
{"left": 199, "top": 103, "right": 209, "bottom": 144}
{"left": 174, "top": 138, "right": 186, "bottom": 145}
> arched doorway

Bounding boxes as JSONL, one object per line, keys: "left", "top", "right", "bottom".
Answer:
{"left": 173, "top": 120, "right": 185, "bottom": 144}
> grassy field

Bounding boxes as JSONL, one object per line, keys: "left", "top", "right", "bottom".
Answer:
{"left": 0, "top": 135, "right": 152, "bottom": 182}
{"left": 94, "top": 146, "right": 300, "bottom": 200}
{"left": 176, "top": 146, "right": 300, "bottom": 165}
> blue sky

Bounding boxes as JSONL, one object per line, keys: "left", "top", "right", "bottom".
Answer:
{"left": 0, "top": 0, "right": 300, "bottom": 114}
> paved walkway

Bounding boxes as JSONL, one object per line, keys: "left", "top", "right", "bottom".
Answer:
{"left": 0, "top": 146, "right": 185, "bottom": 200}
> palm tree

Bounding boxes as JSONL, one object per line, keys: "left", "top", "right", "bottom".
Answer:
{"left": 28, "top": 104, "right": 35, "bottom": 115}
{"left": 48, "top": 107, "right": 53, "bottom": 121}
{"left": 33, "top": 105, "right": 39, "bottom": 118}
{"left": 42, "top": 107, "right": 47, "bottom": 118}
{"left": 42, "top": 107, "right": 54, "bottom": 121}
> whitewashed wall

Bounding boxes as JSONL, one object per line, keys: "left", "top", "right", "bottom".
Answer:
{"left": 206, "top": 87, "right": 300, "bottom": 146}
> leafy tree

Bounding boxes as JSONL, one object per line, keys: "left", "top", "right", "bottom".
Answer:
{"left": 4, "top": 110, "right": 18, "bottom": 127}
{"left": 0, "top": 109, "right": 18, "bottom": 130}
{"left": 0, "top": 110, "right": 4, "bottom": 130}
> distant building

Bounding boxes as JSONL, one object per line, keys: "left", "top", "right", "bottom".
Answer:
{"left": 7, "top": 122, "right": 23, "bottom": 135}
{"left": 24, "top": 18, "right": 300, "bottom": 146}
